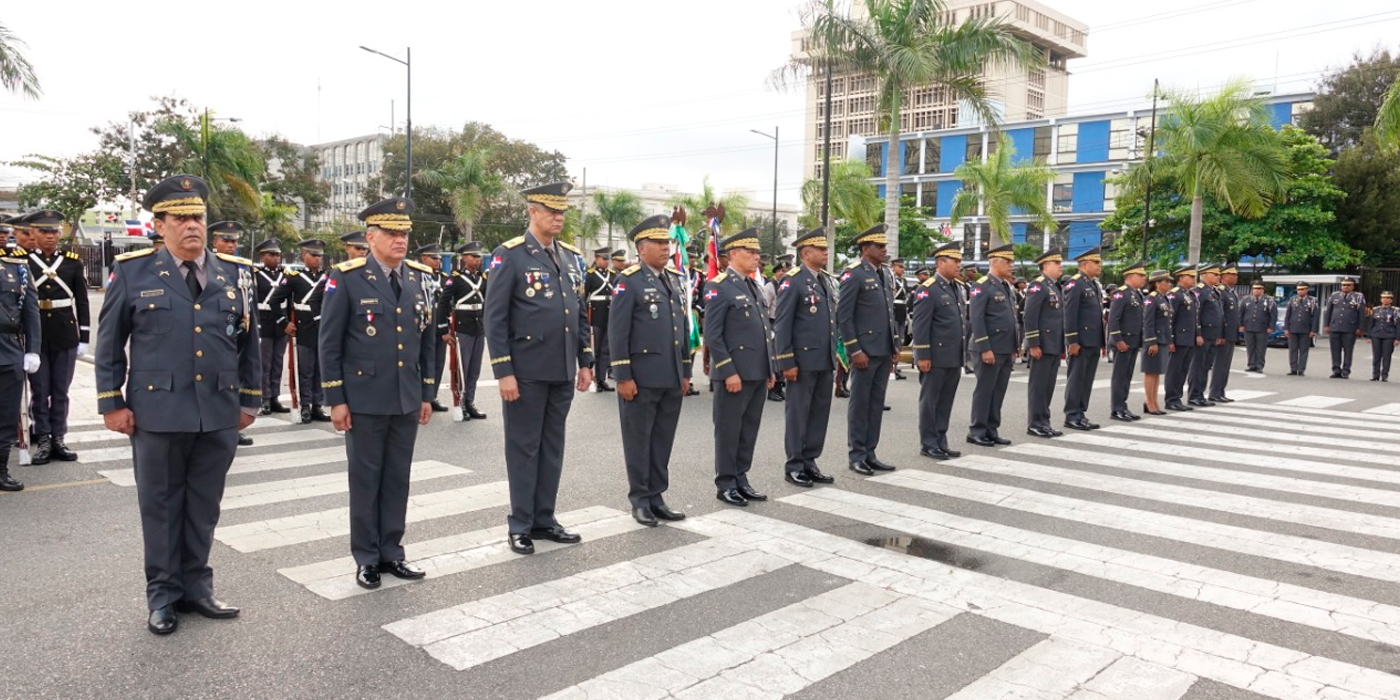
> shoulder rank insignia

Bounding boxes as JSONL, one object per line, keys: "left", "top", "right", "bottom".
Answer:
{"left": 114, "top": 247, "right": 156, "bottom": 262}
{"left": 334, "top": 257, "right": 368, "bottom": 272}
{"left": 621, "top": 264, "right": 641, "bottom": 276}
{"left": 405, "top": 259, "right": 433, "bottom": 273}
{"left": 557, "top": 241, "right": 582, "bottom": 256}
{"left": 501, "top": 236, "right": 525, "bottom": 250}
{"left": 214, "top": 252, "right": 254, "bottom": 267}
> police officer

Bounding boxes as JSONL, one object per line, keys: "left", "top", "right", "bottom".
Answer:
{"left": 437, "top": 241, "right": 489, "bottom": 420}
{"left": 252, "top": 238, "right": 293, "bottom": 415}
{"left": 1141, "top": 270, "right": 1174, "bottom": 415}
{"left": 1165, "top": 266, "right": 1203, "bottom": 411}
{"left": 0, "top": 216, "right": 14, "bottom": 246}
{"left": 95, "top": 175, "right": 261, "bottom": 634}
{"left": 1108, "top": 261, "right": 1148, "bottom": 421}
{"left": 415, "top": 243, "right": 451, "bottom": 412}
{"left": 1324, "top": 277, "right": 1366, "bottom": 379}
{"left": 704, "top": 229, "right": 774, "bottom": 505}
{"left": 1240, "top": 282, "right": 1277, "bottom": 373}
{"left": 773, "top": 228, "right": 839, "bottom": 486}
{"left": 1187, "top": 263, "right": 1224, "bottom": 407}
{"left": 912, "top": 242, "right": 967, "bottom": 459}
{"left": 967, "top": 245, "right": 1020, "bottom": 446}
{"left": 610, "top": 215, "right": 692, "bottom": 525}
{"left": 320, "top": 196, "right": 435, "bottom": 590}
{"left": 838, "top": 224, "right": 900, "bottom": 475}
{"left": 960, "top": 262, "right": 978, "bottom": 375}
{"left": 585, "top": 246, "right": 616, "bottom": 391}
{"left": 1022, "top": 248, "right": 1065, "bottom": 438}
{"left": 1206, "top": 263, "right": 1242, "bottom": 403}
{"left": 1370, "top": 291, "right": 1398, "bottom": 381}
{"left": 766, "top": 253, "right": 794, "bottom": 402}
{"left": 0, "top": 240, "right": 40, "bottom": 491}
{"left": 1285, "top": 282, "right": 1319, "bottom": 376}
{"left": 270, "top": 240, "right": 331, "bottom": 423}
{"left": 209, "top": 222, "right": 255, "bottom": 446}
{"left": 341, "top": 230, "right": 370, "bottom": 260}
{"left": 484, "top": 182, "right": 593, "bottom": 555}
{"left": 11, "top": 215, "right": 36, "bottom": 251}
{"left": 23, "top": 210, "right": 89, "bottom": 463}
{"left": 1058, "top": 247, "right": 1104, "bottom": 429}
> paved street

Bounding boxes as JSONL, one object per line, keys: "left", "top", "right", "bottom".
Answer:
{"left": 4, "top": 314, "right": 1400, "bottom": 699}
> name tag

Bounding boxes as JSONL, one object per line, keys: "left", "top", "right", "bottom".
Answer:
{"left": 360, "top": 298, "right": 379, "bottom": 305}
{"left": 140, "top": 289, "right": 164, "bottom": 298}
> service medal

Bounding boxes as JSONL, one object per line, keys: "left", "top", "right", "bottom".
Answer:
{"left": 366, "top": 325, "right": 377, "bottom": 337}
{"left": 526, "top": 287, "right": 536, "bottom": 298}
{"left": 649, "top": 303, "right": 658, "bottom": 319}
{"left": 810, "top": 306, "right": 818, "bottom": 314}
{"left": 226, "top": 288, "right": 236, "bottom": 299}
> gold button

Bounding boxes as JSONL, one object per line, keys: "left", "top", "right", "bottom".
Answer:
{"left": 397, "top": 343, "right": 404, "bottom": 350}
{"left": 195, "top": 374, "right": 203, "bottom": 382}
{"left": 147, "top": 303, "right": 155, "bottom": 309}
{"left": 357, "top": 371, "right": 363, "bottom": 376}
{"left": 196, "top": 350, "right": 203, "bottom": 358}
{"left": 195, "top": 327, "right": 202, "bottom": 333}
{"left": 193, "top": 304, "right": 201, "bottom": 310}
{"left": 397, "top": 308, "right": 402, "bottom": 314}
{"left": 397, "top": 326, "right": 402, "bottom": 332}
{"left": 147, "top": 385, "right": 154, "bottom": 391}
{"left": 398, "top": 360, "right": 404, "bottom": 367}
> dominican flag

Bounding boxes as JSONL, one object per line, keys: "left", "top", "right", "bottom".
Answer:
{"left": 125, "top": 220, "right": 148, "bottom": 236}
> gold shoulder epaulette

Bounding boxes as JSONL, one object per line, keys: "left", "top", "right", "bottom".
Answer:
{"left": 664, "top": 264, "right": 680, "bottom": 274}
{"left": 557, "top": 241, "right": 582, "bottom": 256}
{"left": 1070, "top": 273, "right": 1083, "bottom": 280}
{"left": 844, "top": 260, "right": 859, "bottom": 270}
{"left": 621, "top": 264, "right": 641, "bottom": 276}
{"left": 8, "top": 245, "right": 27, "bottom": 256}
{"left": 976, "top": 275, "right": 989, "bottom": 284}
{"left": 0, "top": 254, "right": 23, "bottom": 265}
{"left": 1169, "top": 286, "right": 1179, "bottom": 293}
{"left": 65, "top": 251, "right": 81, "bottom": 260}
{"left": 114, "top": 247, "right": 156, "bottom": 262}
{"left": 920, "top": 277, "right": 938, "bottom": 288}
{"left": 405, "top": 259, "right": 433, "bottom": 273}
{"left": 502, "top": 236, "right": 525, "bottom": 249}
{"left": 334, "top": 257, "right": 367, "bottom": 272}
{"left": 713, "top": 272, "right": 728, "bottom": 283}
{"left": 1034, "top": 275, "right": 1045, "bottom": 282}
{"left": 215, "top": 252, "right": 253, "bottom": 267}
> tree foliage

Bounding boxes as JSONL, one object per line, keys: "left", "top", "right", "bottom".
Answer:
{"left": 1333, "top": 130, "right": 1400, "bottom": 266}
{"left": 0, "top": 22, "right": 41, "bottom": 99}
{"left": 415, "top": 147, "right": 507, "bottom": 244}
{"left": 261, "top": 137, "right": 331, "bottom": 229}
{"left": 799, "top": 159, "right": 881, "bottom": 233}
{"left": 592, "top": 190, "right": 644, "bottom": 249}
{"left": 665, "top": 178, "right": 752, "bottom": 251}
{"left": 11, "top": 152, "right": 124, "bottom": 231}
{"left": 1376, "top": 70, "right": 1400, "bottom": 149}
{"left": 948, "top": 133, "right": 1056, "bottom": 248}
{"left": 1299, "top": 48, "right": 1400, "bottom": 154}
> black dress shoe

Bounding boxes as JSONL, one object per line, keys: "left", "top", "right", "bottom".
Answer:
{"left": 259, "top": 401, "right": 272, "bottom": 416}
{"left": 785, "top": 471, "right": 814, "bottom": 487}
{"left": 633, "top": 506, "right": 659, "bottom": 526}
{"left": 651, "top": 504, "right": 686, "bottom": 521}
{"left": 866, "top": 458, "right": 897, "bottom": 471}
{"left": 30, "top": 435, "right": 50, "bottom": 465}
{"left": 767, "top": 389, "right": 785, "bottom": 402}
{"left": 148, "top": 606, "right": 177, "bottom": 635}
{"left": 1110, "top": 411, "right": 1134, "bottom": 422}
{"left": 465, "top": 403, "right": 487, "bottom": 420}
{"left": 737, "top": 485, "right": 767, "bottom": 501}
{"left": 684, "top": 386, "right": 700, "bottom": 396}
{"left": 597, "top": 382, "right": 616, "bottom": 392}
{"left": 716, "top": 489, "right": 749, "bottom": 506}
{"left": 299, "top": 407, "right": 311, "bottom": 424}
{"left": 356, "top": 565, "right": 381, "bottom": 589}
{"left": 835, "top": 385, "right": 850, "bottom": 398}
{"left": 804, "top": 466, "right": 835, "bottom": 484}
{"left": 508, "top": 534, "right": 535, "bottom": 555}
{"left": 50, "top": 436, "right": 78, "bottom": 461}
{"left": 989, "top": 435, "right": 1012, "bottom": 445}
{"left": 966, "top": 435, "right": 996, "bottom": 447}
{"left": 1188, "top": 398, "right": 1212, "bottom": 407}
{"left": 894, "top": 372, "right": 907, "bottom": 380}
{"left": 848, "top": 460, "right": 875, "bottom": 475}
{"left": 1215, "top": 396, "right": 1234, "bottom": 403}
{"left": 1165, "top": 402, "right": 1192, "bottom": 411}
{"left": 430, "top": 400, "right": 449, "bottom": 412}
{"left": 530, "top": 525, "right": 582, "bottom": 543}
{"left": 920, "top": 448, "right": 952, "bottom": 460}
{"left": 1066, "top": 420, "right": 1093, "bottom": 430}
{"left": 310, "top": 405, "right": 333, "bottom": 422}
{"left": 942, "top": 448, "right": 961, "bottom": 458}
{"left": 379, "top": 560, "right": 426, "bottom": 579}
{"left": 1027, "top": 426, "right": 1056, "bottom": 438}
{"left": 1330, "top": 372, "right": 1342, "bottom": 378}
{"left": 882, "top": 405, "right": 891, "bottom": 411}
{"left": 237, "top": 432, "right": 254, "bottom": 446}
{"left": 1127, "top": 412, "right": 1142, "bottom": 420}
{"left": 269, "top": 398, "right": 291, "bottom": 413}
{"left": 176, "top": 597, "right": 241, "bottom": 619}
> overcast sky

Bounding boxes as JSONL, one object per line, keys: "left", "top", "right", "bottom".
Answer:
{"left": 2, "top": 0, "right": 1397, "bottom": 207}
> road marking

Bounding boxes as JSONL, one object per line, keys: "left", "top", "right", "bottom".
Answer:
{"left": 1065, "top": 655, "right": 1198, "bottom": 700}
{"left": 99, "top": 446, "right": 348, "bottom": 486}
{"left": 2, "top": 477, "right": 110, "bottom": 493}
{"left": 221, "top": 461, "right": 466, "bottom": 510}
{"left": 1213, "top": 402, "right": 1400, "bottom": 430}
{"left": 1214, "top": 400, "right": 1400, "bottom": 423}
{"left": 81, "top": 429, "right": 337, "bottom": 465}
{"left": 61, "top": 421, "right": 289, "bottom": 445}
{"left": 1364, "top": 403, "right": 1400, "bottom": 417}
{"left": 1087, "top": 425, "right": 1398, "bottom": 467}
{"left": 942, "top": 638, "right": 1122, "bottom": 700}
{"left": 1208, "top": 388, "right": 1275, "bottom": 400}
{"left": 1104, "top": 418, "right": 1400, "bottom": 451}
{"left": 1156, "top": 409, "right": 1400, "bottom": 444}
{"left": 1275, "top": 395, "right": 1354, "bottom": 408}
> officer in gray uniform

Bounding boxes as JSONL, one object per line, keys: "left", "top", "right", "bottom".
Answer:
{"left": 585, "top": 246, "right": 616, "bottom": 390}
{"left": 1022, "top": 248, "right": 1066, "bottom": 438}
{"left": 1370, "top": 291, "right": 1399, "bottom": 381}
{"left": 1107, "top": 261, "right": 1148, "bottom": 421}
{"left": 609, "top": 215, "right": 692, "bottom": 525}
{"left": 773, "top": 227, "right": 839, "bottom": 486}
{"left": 1285, "top": 282, "right": 1319, "bottom": 375}
{"left": 1324, "top": 277, "right": 1366, "bottom": 378}
{"left": 911, "top": 241, "right": 966, "bottom": 459}
{"left": 1061, "top": 247, "right": 1105, "bottom": 430}
{"left": 1208, "top": 263, "right": 1242, "bottom": 402}
{"left": 437, "top": 241, "right": 489, "bottom": 420}
{"left": 967, "top": 245, "right": 1020, "bottom": 446}
{"left": 484, "top": 182, "right": 593, "bottom": 555}
{"left": 1187, "top": 263, "right": 1224, "bottom": 406}
{"left": 320, "top": 197, "right": 435, "bottom": 590}
{"left": 1240, "top": 281, "right": 1277, "bottom": 372}
{"left": 95, "top": 175, "right": 260, "bottom": 635}
{"left": 704, "top": 229, "right": 774, "bottom": 506}
{"left": 23, "top": 210, "right": 89, "bottom": 463}
{"left": 253, "top": 238, "right": 293, "bottom": 415}
{"left": 0, "top": 241, "right": 40, "bottom": 492}
{"left": 1165, "top": 266, "right": 1203, "bottom": 410}
{"left": 837, "top": 224, "right": 899, "bottom": 475}
{"left": 1141, "top": 270, "right": 1175, "bottom": 415}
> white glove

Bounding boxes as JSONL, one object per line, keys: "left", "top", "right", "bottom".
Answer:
{"left": 77, "top": 342, "right": 89, "bottom": 357}
{"left": 23, "top": 353, "right": 40, "bottom": 374}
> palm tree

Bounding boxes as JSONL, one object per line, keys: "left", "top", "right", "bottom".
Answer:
{"left": 1376, "top": 71, "right": 1400, "bottom": 148}
{"left": 158, "top": 116, "right": 265, "bottom": 223}
{"left": 0, "top": 23, "right": 41, "bottom": 98}
{"left": 665, "top": 178, "right": 752, "bottom": 249}
{"left": 415, "top": 147, "right": 505, "bottom": 243}
{"left": 948, "top": 133, "right": 1056, "bottom": 248}
{"left": 592, "top": 190, "right": 644, "bottom": 249}
{"left": 800, "top": 159, "right": 881, "bottom": 231}
{"left": 777, "top": 0, "right": 1040, "bottom": 258}
{"left": 1119, "top": 78, "right": 1290, "bottom": 264}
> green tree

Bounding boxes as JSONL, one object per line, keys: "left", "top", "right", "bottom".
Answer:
{"left": 890, "top": 194, "right": 947, "bottom": 260}
{"left": 1334, "top": 130, "right": 1400, "bottom": 265}
{"left": 563, "top": 209, "right": 600, "bottom": 248}
{"left": 10, "top": 152, "right": 125, "bottom": 232}
{"left": 592, "top": 190, "right": 644, "bottom": 249}
{"left": 415, "top": 147, "right": 507, "bottom": 243}
{"left": 157, "top": 113, "right": 266, "bottom": 224}
{"left": 948, "top": 133, "right": 1055, "bottom": 249}
{"left": 261, "top": 137, "right": 331, "bottom": 229}
{"left": 0, "top": 22, "right": 40, "bottom": 98}
{"left": 90, "top": 97, "right": 205, "bottom": 207}
{"left": 1299, "top": 48, "right": 1400, "bottom": 154}
{"left": 1377, "top": 70, "right": 1400, "bottom": 149}
{"left": 665, "top": 178, "right": 752, "bottom": 250}
{"left": 799, "top": 159, "right": 880, "bottom": 232}
{"left": 778, "top": 0, "right": 1039, "bottom": 258}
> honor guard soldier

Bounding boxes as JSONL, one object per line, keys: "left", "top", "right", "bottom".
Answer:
{"left": 0, "top": 240, "right": 40, "bottom": 491}
{"left": 773, "top": 227, "right": 839, "bottom": 487}
{"left": 1324, "top": 277, "right": 1365, "bottom": 378}
{"left": 611, "top": 248, "right": 629, "bottom": 273}
{"left": 147, "top": 228, "right": 164, "bottom": 251}
{"left": 1208, "top": 263, "right": 1242, "bottom": 402}
{"left": 1240, "top": 282, "right": 1277, "bottom": 373}
{"left": 966, "top": 245, "right": 1020, "bottom": 447}
{"left": 437, "top": 241, "right": 488, "bottom": 420}
{"left": 270, "top": 239, "right": 331, "bottom": 423}
{"left": 0, "top": 216, "right": 13, "bottom": 246}
{"left": 415, "top": 243, "right": 451, "bottom": 412}
{"left": 209, "top": 222, "right": 254, "bottom": 445}
{"left": 1187, "top": 263, "right": 1225, "bottom": 406}
{"left": 1107, "top": 261, "right": 1148, "bottom": 421}
{"left": 484, "top": 182, "right": 593, "bottom": 555}
{"left": 341, "top": 230, "right": 370, "bottom": 260}
{"left": 1284, "top": 282, "right": 1319, "bottom": 375}
{"left": 319, "top": 196, "right": 435, "bottom": 590}
{"left": 11, "top": 215, "right": 36, "bottom": 250}
{"left": 252, "top": 238, "right": 293, "bottom": 414}
{"left": 585, "top": 246, "right": 617, "bottom": 391}
{"left": 911, "top": 241, "right": 967, "bottom": 459}
{"left": 609, "top": 215, "right": 692, "bottom": 525}
{"left": 890, "top": 257, "right": 911, "bottom": 379}
{"left": 1141, "top": 270, "right": 1175, "bottom": 415}
{"left": 1022, "top": 248, "right": 1066, "bottom": 438}
{"left": 95, "top": 175, "right": 261, "bottom": 634}
{"left": 1370, "top": 291, "right": 1399, "bottom": 381}
{"left": 704, "top": 229, "right": 775, "bottom": 505}
{"left": 1164, "top": 266, "right": 1204, "bottom": 411}
{"left": 22, "top": 210, "right": 90, "bottom": 463}
{"left": 1061, "top": 246, "right": 1105, "bottom": 430}
{"left": 837, "top": 224, "right": 900, "bottom": 475}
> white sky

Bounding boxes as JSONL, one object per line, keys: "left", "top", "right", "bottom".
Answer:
{"left": 2, "top": 0, "right": 1397, "bottom": 207}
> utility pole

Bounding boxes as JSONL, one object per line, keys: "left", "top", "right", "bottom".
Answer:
{"left": 361, "top": 45, "right": 412, "bottom": 199}
{"left": 1143, "top": 78, "right": 1159, "bottom": 263}
{"left": 821, "top": 60, "right": 834, "bottom": 273}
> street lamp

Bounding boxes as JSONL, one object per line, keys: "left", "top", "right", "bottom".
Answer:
{"left": 750, "top": 127, "right": 779, "bottom": 255}
{"left": 1142, "top": 78, "right": 1160, "bottom": 262}
{"left": 360, "top": 45, "right": 412, "bottom": 200}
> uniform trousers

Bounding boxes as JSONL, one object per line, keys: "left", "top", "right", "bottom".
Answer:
{"left": 345, "top": 411, "right": 418, "bottom": 567}
{"left": 455, "top": 332, "right": 486, "bottom": 404}
{"left": 1330, "top": 332, "right": 1357, "bottom": 375}
{"left": 847, "top": 354, "right": 891, "bottom": 463}
{"left": 296, "top": 344, "right": 323, "bottom": 406}
{"left": 713, "top": 379, "right": 765, "bottom": 491}
{"left": 1165, "top": 345, "right": 1195, "bottom": 403}
{"left": 1188, "top": 342, "right": 1218, "bottom": 401}
{"left": 618, "top": 386, "right": 682, "bottom": 508}
{"left": 968, "top": 354, "right": 1013, "bottom": 439}
{"left": 1208, "top": 342, "right": 1234, "bottom": 399}
{"left": 1288, "top": 334, "right": 1312, "bottom": 373}
{"left": 0, "top": 365, "right": 23, "bottom": 448}
{"left": 784, "top": 368, "right": 833, "bottom": 474}
{"left": 1064, "top": 348, "right": 1100, "bottom": 421}
{"left": 1373, "top": 338, "right": 1396, "bottom": 379}
{"left": 503, "top": 379, "right": 573, "bottom": 534}
{"left": 29, "top": 345, "right": 76, "bottom": 436}
{"left": 1243, "top": 331, "right": 1269, "bottom": 371}
{"left": 918, "top": 366, "right": 961, "bottom": 452}
{"left": 1111, "top": 347, "right": 1140, "bottom": 412}
{"left": 592, "top": 324, "right": 611, "bottom": 379}
{"left": 259, "top": 335, "right": 288, "bottom": 400}
{"left": 1026, "top": 354, "right": 1060, "bottom": 430}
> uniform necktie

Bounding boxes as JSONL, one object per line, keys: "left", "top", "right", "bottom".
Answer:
{"left": 182, "top": 261, "right": 202, "bottom": 298}
{"left": 390, "top": 269, "right": 402, "bottom": 300}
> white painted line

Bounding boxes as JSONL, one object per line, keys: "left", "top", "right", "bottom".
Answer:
{"left": 64, "top": 418, "right": 108, "bottom": 429}
{"left": 82, "top": 428, "right": 337, "bottom": 464}
{"left": 1067, "top": 656, "right": 1197, "bottom": 700}
{"left": 784, "top": 488, "right": 1400, "bottom": 647}
{"left": 281, "top": 506, "right": 645, "bottom": 600}
{"left": 99, "top": 446, "right": 348, "bottom": 487}
{"left": 216, "top": 480, "right": 512, "bottom": 553}
{"left": 1211, "top": 389, "right": 1276, "bottom": 400}
{"left": 384, "top": 539, "right": 792, "bottom": 671}
{"left": 1215, "top": 400, "right": 1400, "bottom": 423}
{"left": 869, "top": 469, "right": 1400, "bottom": 584}
{"left": 1106, "top": 418, "right": 1400, "bottom": 452}
{"left": 942, "top": 638, "right": 1121, "bottom": 700}
{"left": 221, "top": 461, "right": 466, "bottom": 511}
{"left": 1365, "top": 403, "right": 1400, "bottom": 417}
{"left": 1229, "top": 369, "right": 1269, "bottom": 379}
{"left": 1091, "top": 424, "right": 1399, "bottom": 468}
{"left": 1156, "top": 409, "right": 1400, "bottom": 444}
{"left": 1276, "top": 395, "right": 1355, "bottom": 408}
{"left": 63, "top": 421, "right": 288, "bottom": 445}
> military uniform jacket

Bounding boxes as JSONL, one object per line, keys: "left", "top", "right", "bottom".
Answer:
{"left": 1144, "top": 291, "right": 1173, "bottom": 348}
{"left": 483, "top": 232, "right": 593, "bottom": 381}
{"left": 609, "top": 264, "right": 692, "bottom": 387}
{"left": 1061, "top": 273, "right": 1104, "bottom": 348}
{"left": 0, "top": 247, "right": 40, "bottom": 365}
{"left": 1166, "top": 286, "right": 1202, "bottom": 346}
{"left": 437, "top": 268, "right": 487, "bottom": 337}
{"left": 1107, "top": 286, "right": 1145, "bottom": 350}
{"left": 837, "top": 260, "right": 899, "bottom": 358}
{"left": 1284, "top": 295, "right": 1320, "bottom": 334}
{"left": 1021, "top": 275, "right": 1065, "bottom": 355}
{"left": 1240, "top": 295, "right": 1278, "bottom": 333}
{"left": 27, "top": 249, "right": 90, "bottom": 352}
{"left": 772, "top": 265, "right": 837, "bottom": 373}
{"left": 910, "top": 273, "right": 966, "bottom": 368}
{"left": 1324, "top": 291, "right": 1366, "bottom": 332}
{"left": 95, "top": 248, "right": 262, "bottom": 431}
{"left": 427, "top": 269, "right": 450, "bottom": 338}
{"left": 269, "top": 267, "right": 327, "bottom": 348}
{"left": 1220, "top": 285, "right": 1241, "bottom": 334}
{"left": 318, "top": 256, "right": 437, "bottom": 415}
{"left": 970, "top": 275, "right": 1019, "bottom": 355}
{"left": 703, "top": 271, "right": 774, "bottom": 382}
{"left": 1370, "top": 306, "right": 1400, "bottom": 339}
{"left": 254, "top": 265, "right": 294, "bottom": 339}
{"left": 1193, "top": 283, "right": 1224, "bottom": 341}
{"left": 585, "top": 265, "right": 616, "bottom": 328}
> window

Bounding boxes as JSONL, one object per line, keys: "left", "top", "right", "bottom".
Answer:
{"left": 966, "top": 136, "right": 983, "bottom": 163}
{"left": 1103, "top": 179, "right": 1119, "bottom": 212}
{"left": 903, "top": 140, "right": 920, "bottom": 175}
{"left": 1025, "top": 223, "right": 1046, "bottom": 249}
{"left": 1033, "top": 126, "right": 1053, "bottom": 160}
{"left": 867, "top": 142, "right": 885, "bottom": 177}
{"left": 922, "top": 138, "right": 941, "bottom": 173}
{"left": 1052, "top": 173, "right": 1073, "bottom": 213}
{"left": 1051, "top": 222, "right": 1070, "bottom": 252}
{"left": 1109, "top": 118, "right": 1135, "bottom": 161}
{"left": 901, "top": 183, "right": 919, "bottom": 211}
{"left": 1057, "top": 123, "right": 1078, "bottom": 164}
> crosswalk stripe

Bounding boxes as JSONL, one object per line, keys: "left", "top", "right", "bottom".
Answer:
{"left": 1364, "top": 403, "right": 1400, "bottom": 416}
{"left": 1276, "top": 395, "right": 1354, "bottom": 408}
{"left": 216, "top": 480, "right": 512, "bottom": 553}
{"left": 941, "top": 639, "right": 1138, "bottom": 700}
{"left": 221, "top": 461, "right": 467, "bottom": 511}
{"left": 62, "top": 421, "right": 288, "bottom": 445}
{"left": 280, "top": 506, "right": 645, "bottom": 600}
{"left": 1089, "top": 424, "right": 1397, "bottom": 467}
{"left": 81, "top": 429, "right": 338, "bottom": 464}
{"left": 1205, "top": 388, "right": 1276, "bottom": 400}
{"left": 1156, "top": 409, "right": 1400, "bottom": 444}
{"left": 783, "top": 489, "right": 1400, "bottom": 646}
{"left": 1119, "top": 417, "right": 1400, "bottom": 452}
{"left": 540, "top": 583, "right": 958, "bottom": 700}
{"left": 1212, "top": 401, "right": 1400, "bottom": 427}
{"left": 869, "top": 469, "right": 1400, "bottom": 584}
{"left": 383, "top": 539, "right": 792, "bottom": 670}
{"left": 1062, "top": 655, "right": 1198, "bottom": 700}
{"left": 63, "top": 418, "right": 109, "bottom": 429}
{"left": 1238, "top": 401, "right": 1400, "bottom": 424}
{"left": 99, "top": 446, "right": 347, "bottom": 486}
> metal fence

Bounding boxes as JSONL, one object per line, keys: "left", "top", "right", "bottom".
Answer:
{"left": 1360, "top": 267, "right": 1400, "bottom": 304}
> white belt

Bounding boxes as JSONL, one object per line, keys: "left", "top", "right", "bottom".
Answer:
{"left": 294, "top": 303, "right": 312, "bottom": 311}
{"left": 257, "top": 303, "right": 272, "bottom": 311}
{"left": 38, "top": 299, "right": 73, "bottom": 309}
{"left": 588, "top": 294, "right": 609, "bottom": 302}
{"left": 455, "top": 303, "right": 483, "bottom": 311}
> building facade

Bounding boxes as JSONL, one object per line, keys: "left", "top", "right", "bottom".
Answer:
{"left": 566, "top": 183, "right": 803, "bottom": 254}
{"left": 308, "top": 134, "right": 386, "bottom": 227}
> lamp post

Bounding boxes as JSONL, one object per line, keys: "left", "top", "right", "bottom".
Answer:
{"left": 750, "top": 127, "right": 779, "bottom": 256}
{"left": 360, "top": 45, "right": 412, "bottom": 199}
{"left": 1142, "top": 78, "right": 1159, "bottom": 262}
